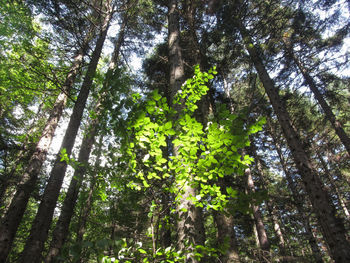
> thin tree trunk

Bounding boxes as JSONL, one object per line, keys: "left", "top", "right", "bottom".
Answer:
{"left": 245, "top": 167, "right": 270, "bottom": 253}
{"left": 168, "top": 0, "right": 185, "bottom": 108}
{"left": 76, "top": 182, "right": 95, "bottom": 263}
{"left": 183, "top": 4, "right": 211, "bottom": 261}
{"left": 45, "top": 10, "right": 127, "bottom": 262}
{"left": 44, "top": 108, "right": 99, "bottom": 263}
{"left": 237, "top": 20, "right": 350, "bottom": 262}
{"left": 251, "top": 147, "right": 288, "bottom": 256}
{"left": 268, "top": 121, "right": 324, "bottom": 263}
{"left": 283, "top": 36, "right": 350, "bottom": 156}
{"left": 214, "top": 210, "right": 241, "bottom": 263}
{"left": 160, "top": 192, "right": 172, "bottom": 248}
{"left": 184, "top": 0, "right": 215, "bottom": 126}
{"left": 76, "top": 137, "right": 102, "bottom": 263}
{"left": 0, "top": 33, "right": 91, "bottom": 263}
{"left": 316, "top": 150, "right": 350, "bottom": 220}
{"left": 19, "top": 5, "right": 112, "bottom": 262}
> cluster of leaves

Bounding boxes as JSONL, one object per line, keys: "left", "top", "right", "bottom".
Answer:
{"left": 125, "top": 65, "right": 265, "bottom": 211}
{"left": 91, "top": 238, "right": 219, "bottom": 263}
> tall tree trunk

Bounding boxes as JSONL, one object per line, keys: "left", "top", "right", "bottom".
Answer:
{"left": 184, "top": 0, "right": 215, "bottom": 124}
{"left": 268, "top": 121, "right": 324, "bottom": 263}
{"left": 76, "top": 182, "right": 95, "bottom": 263}
{"left": 44, "top": 107, "right": 99, "bottom": 263}
{"left": 76, "top": 137, "right": 102, "bottom": 263}
{"left": 251, "top": 147, "right": 288, "bottom": 256}
{"left": 316, "top": 150, "right": 350, "bottom": 220}
{"left": 168, "top": 0, "right": 185, "bottom": 108}
{"left": 45, "top": 11, "right": 127, "bottom": 262}
{"left": 160, "top": 191, "right": 172, "bottom": 248}
{"left": 283, "top": 36, "right": 350, "bottom": 156}
{"left": 19, "top": 5, "right": 112, "bottom": 262}
{"left": 214, "top": 210, "right": 241, "bottom": 263}
{"left": 237, "top": 20, "right": 350, "bottom": 262}
{"left": 168, "top": 1, "right": 204, "bottom": 262}
{"left": 0, "top": 32, "right": 91, "bottom": 263}
{"left": 245, "top": 167, "right": 270, "bottom": 255}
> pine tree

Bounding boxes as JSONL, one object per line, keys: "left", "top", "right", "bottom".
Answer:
{"left": 19, "top": 2, "right": 114, "bottom": 261}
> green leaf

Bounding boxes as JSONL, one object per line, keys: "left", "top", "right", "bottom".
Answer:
{"left": 139, "top": 248, "right": 147, "bottom": 254}
{"left": 164, "top": 121, "right": 172, "bottom": 130}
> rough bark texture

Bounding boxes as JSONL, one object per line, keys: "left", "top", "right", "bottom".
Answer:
{"left": 252, "top": 148, "right": 288, "bottom": 256}
{"left": 214, "top": 210, "right": 241, "bottom": 263}
{"left": 44, "top": 116, "right": 98, "bottom": 263}
{"left": 245, "top": 167, "right": 270, "bottom": 252}
{"left": 45, "top": 11, "right": 127, "bottom": 263}
{"left": 0, "top": 36, "right": 89, "bottom": 263}
{"left": 19, "top": 6, "right": 112, "bottom": 262}
{"left": 168, "top": 1, "right": 205, "bottom": 262}
{"left": 268, "top": 120, "right": 325, "bottom": 263}
{"left": 168, "top": 0, "right": 184, "bottom": 109}
{"left": 238, "top": 21, "right": 350, "bottom": 262}
{"left": 316, "top": 150, "right": 350, "bottom": 220}
{"left": 76, "top": 183, "right": 95, "bottom": 263}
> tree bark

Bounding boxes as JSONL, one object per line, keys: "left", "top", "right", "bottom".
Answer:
{"left": 251, "top": 147, "right": 288, "bottom": 256}
{"left": 168, "top": 1, "right": 205, "bottom": 262}
{"left": 76, "top": 138, "right": 101, "bottom": 263}
{"left": 316, "top": 150, "right": 350, "bottom": 220}
{"left": 0, "top": 30, "right": 90, "bottom": 263}
{"left": 268, "top": 121, "right": 324, "bottom": 263}
{"left": 237, "top": 20, "right": 350, "bottom": 262}
{"left": 44, "top": 109, "right": 99, "bottom": 263}
{"left": 19, "top": 4, "right": 112, "bottom": 262}
{"left": 76, "top": 182, "right": 95, "bottom": 263}
{"left": 245, "top": 167, "right": 270, "bottom": 253}
{"left": 44, "top": 10, "right": 127, "bottom": 263}
{"left": 214, "top": 210, "right": 241, "bottom": 263}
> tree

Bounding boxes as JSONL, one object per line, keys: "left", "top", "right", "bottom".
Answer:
{"left": 211, "top": 1, "right": 350, "bottom": 260}
{"left": 0, "top": 1, "right": 93, "bottom": 260}
{"left": 45, "top": 6, "right": 132, "bottom": 260}
{"left": 19, "top": 1, "right": 114, "bottom": 261}
{"left": 282, "top": 13, "right": 350, "bottom": 156}
{"left": 2, "top": 0, "right": 350, "bottom": 262}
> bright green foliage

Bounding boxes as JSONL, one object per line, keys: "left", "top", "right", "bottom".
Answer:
{"left": 125, "top": 66, "right": 264, "bottom": 211}
{"left": 119, "top": 65, "right": 265, "bottom": 261}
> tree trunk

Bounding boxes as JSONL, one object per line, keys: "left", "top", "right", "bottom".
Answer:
{"left": 160, "top": 192, "right": 172, "bottom": 248}
{"left": 19, "top": 5, "right": 112, "bottom": 262}
{"left": 283, "top": 36, "right": 350, "bottom": 156}
{"left": 245, "top": 167, "right": 270, "bottom": 253}
{"left": 45, "top": 11, "right": 127, "bottom": 263}
{"left": 168, "top": 1, "right": 205, "bottom": 262}
{"left": 214, "top": 210, "right": 241, "bottom": 263}
{"left": 268, "top": 121, "right": 324, "bottom": 263}
{"left": 0, "top": 31, "right": 90, "bottom": 263}
{"left": 316, "top": 150, "right": 350, "bottom": 221}
{"left": 251, "top": 147, "right": 288, "bottom": 256}
{"left": 76, "top": 141, "right": 101, "bottom": 263}
{"left": 44, "top": 109, "right": 99, "bottom": 263}
{"left": 183, "top": 0, "right": 214, "bottom": 129}
{"left": 237, "top": 21, "right": 350, "bottom": 262}
{"left": 168, "top": 0, "right": 185, "bottom": 108}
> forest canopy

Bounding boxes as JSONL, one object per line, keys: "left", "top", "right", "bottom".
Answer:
{"left": 0, "top": 0, "right": 350, "bottom": 262}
